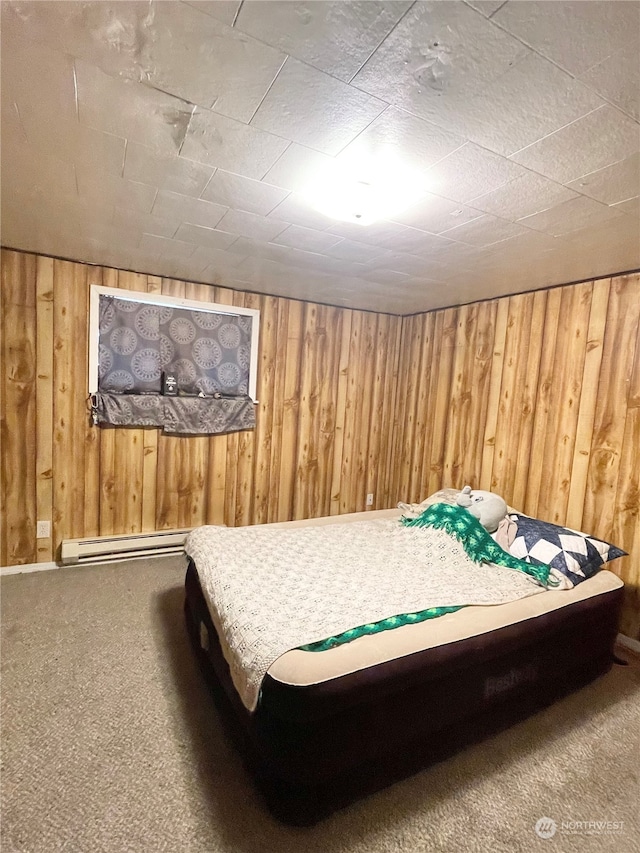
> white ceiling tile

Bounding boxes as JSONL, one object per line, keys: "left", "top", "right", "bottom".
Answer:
{"left": 76, "top": 170, "right": 157, "bottom": 214}
{"left": 272, "top": 225, "right": 343, "bottom": 253}
{"left": 326, "top": 219, "right": 410, "bottom": 245}
{"left": 151, "top": 190, "right": 228, "bottom": 228}
{"left": 123, "top": 143, "right": 214, "bottom": 197}
{"left": 113, "top": 207, "right": 179, "bottom": 240}
{"left": 493, "top": 0, "right": 640, "bottom": 77}
{"left": 267, "top": 191, "right": 338, "bottom": 229}
{"left": 443, "top": 53, "right": 605, "bottom": 157}
{"left": 181, "top": 1, "right": 242, "bottom": 26}
{"left": 138, "top": 233, "right": 197, "bottom": 259}
{"left": 424, "top": 143, "right": 528, "bottom": 203}
{"left": 75, "top": 59, "right": 193, "bottom": 157}
{"left": 132, "top": 2, "right": 286, "bottom": 121}
{"left": 440, "top": 214, "right": 531, "bottom": 247}
{"left": 612, "top": 197, "right": 640, "bottom": 218}
{"left": 362, "top": 268, "right": 412, "bottom": 286}
{"left": 463, "top": 1, "right": 506, "bottom": 17}
{"left": 379, "top": 226, "right": 459, "bottom": 254}
{"left": 1, "top": 30, "right": 77, "bottom": 141}
{"left": 326, "top": 239, "right": 394, "bottom": 264}
{"left": 579, "top": 44, "right": 640, "bottom": 122}
{"left": 352, "top": 1, "right": 530, "bottom": 124}
{"left": 201, "top": 170, "right": 288, "bottom": 216}
{"left": 339, "top": 105, "right": 465, "bottom": 177}
{"left": 173, "top": 222, "right": 238, "bottom": 251}
{"left": 2, "top": 141, "right": 78, "bottom": 205}
{"left": 188, "top": 246, "right": 248, "bottom": 275}
{"left": 180, "top": 108, "right": 289, "bottom": 179}
{"left": 235, "top": 1, "right": 412, "bottom": 82}
{"left": 470, "top": 172, "right": 579, "bottom": 220}
{"left": 250, "top": 57, "right": 386, "bottom": 156}
{"left": 391, "top": 193, "right": 483, "bottom": 233}
{"left": 262, "top": 145, "right": 335, "bottom": 194}
{"left": 215, "top": 209, "right": 289, "bottom": 242}
{"left": 518, "top": 196, "right": 626, "bottom": 237}
{"left": 567, "top": 155, "right": 640, "bottom": 207}
{"left": 2, "top": 1, "right": 153, "bottom": 79}
{"left": 510, "top": 105, "right": 640, "bottom": 185}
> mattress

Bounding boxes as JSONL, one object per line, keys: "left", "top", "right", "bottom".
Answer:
{"left": 184, "top": 508, "right": 624, "bottom": 823}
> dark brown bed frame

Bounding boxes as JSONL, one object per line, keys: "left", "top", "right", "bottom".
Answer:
{"left": 184, "top": 559, "right": 623, "bottom": 825}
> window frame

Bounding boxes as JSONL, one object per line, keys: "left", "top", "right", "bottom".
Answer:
{"left": 88, "top": 284, "right": 260, "bottom": 401}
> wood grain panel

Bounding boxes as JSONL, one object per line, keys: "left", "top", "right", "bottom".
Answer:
{"left": 1, "top": 250, "right": 638, "bottom": 639}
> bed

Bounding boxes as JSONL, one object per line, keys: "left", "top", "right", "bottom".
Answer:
{"left": 183, "top": 505, "right": 625, "bottom": 825}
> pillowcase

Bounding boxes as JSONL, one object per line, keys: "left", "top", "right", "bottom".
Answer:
{"left": 509, "top": 514, "right": 627, "bottom": 587}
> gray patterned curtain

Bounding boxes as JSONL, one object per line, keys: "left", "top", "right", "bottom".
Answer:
{"left": 93, "top": 295, "right": 256, "bottom": 435}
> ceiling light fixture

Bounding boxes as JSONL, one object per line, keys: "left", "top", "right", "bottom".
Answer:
{"left": 303, "top": 151, "right": 427, "bottom": 226}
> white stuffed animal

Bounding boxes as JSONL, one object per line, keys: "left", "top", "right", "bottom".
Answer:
{"left": 455, "top": 485, "right": 507, "bottom": 533}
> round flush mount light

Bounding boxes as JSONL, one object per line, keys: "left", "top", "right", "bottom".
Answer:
{"left": 303, "top": 151, "right": 426, "bottom": 226}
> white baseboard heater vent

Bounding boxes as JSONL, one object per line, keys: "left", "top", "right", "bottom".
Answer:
{"left": 60, "top": 529, "right": 192, "bottom": 565}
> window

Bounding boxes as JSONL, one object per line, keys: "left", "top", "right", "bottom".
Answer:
{"left": 89, "top": 285, "right": 260, "bottom": 435}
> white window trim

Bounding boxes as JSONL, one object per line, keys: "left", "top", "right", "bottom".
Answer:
{"left": 89, "top": 285, "right": 260, "bottom": 402}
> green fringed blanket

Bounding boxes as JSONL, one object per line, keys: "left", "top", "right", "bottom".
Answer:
{"left": 299, "top": 504, "right": 555, "bottom": 653}
{"left": 401, "top": 503, "right": 556, "bottom": 587}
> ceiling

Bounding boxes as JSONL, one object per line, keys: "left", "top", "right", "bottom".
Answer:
{"left": 1, "top": 0, "right": 639, "bottom": 315}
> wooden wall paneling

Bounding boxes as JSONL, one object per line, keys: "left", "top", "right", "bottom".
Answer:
{"left": 396, "top": 314, "right": 421, "bottom": 501}
{"left": 35, "top": 255, "right": 54, "bottom": 561}
{"left": 480, "top": 298, "right": 509, "bottom": 491}
{"left": 266, "top": 297, "right": 290, "bottom": 522}
{"left": 293, "top": 302, "right": 320, "bottom": 520}
{"left": 329, "top": 308, "right": 352, "bottom": 515}
{"left": 354, "top": 312, "right": 378, "bottom": 513}
{"left": 98, "top": 267, "right": 119, "bottom": 536}
{"left": 222, "top": 290, "right": 244, "bottom": 526}
{"left": 52, "top": 260, "right": 82, "bottom": 551}
{"left": 583, "top": 275, "right": 640, "bottom": 540}
{"left": 464, "top": 299, "right": 498, "bottom": 492}
{"left": 490, "top": 293, "right": 536, "bottom": 504}
{"left": 182, "top": 281, "right": 215, "bottom": 529}
{"left": 276, "top": 297, "right": 303, "bottom": 520}
{"left": 234, "top": 290, "right": 259, "bottom": 527}
{"left": 614, "top": 404, "right": 640, "bottom": 639}
{"left": 155, "top": 277, "right": 185, "bottom": 530}
{"left": 140, "top": 275, "right": 163, "bottom": 531}
{"left": 368, "top": 312, "right": 391, "bottom": 510}
{"left": 535, "top": 283, "right": 592, "bottom": 523}
{"left": 253, "top": 295, "right": 278, "bottom": 525}
{"left": 79, "top": 263, "right": 100, "bottom": 540}
{"left": 379, "top": 314, "right": 403, "bottom": 508}
{"left": 443, "top": 304, "right": 481, "bottom": 490}
{"left": 565, "top": 279, "right": 611, "bottom": 531}
{"left": 1, "top": 250, "right": 37, "bottom": 564}
{"left": 426, "top": 307, "right": 458, "bottom": 496}
{"left": 317, "top": 305, "right": 342, "bottom": 518}
{"left": 524, "top": 288, "right": 563, "bottom": 518}
{"left": 408, "top": 312, "right": 434, "bottom": 501}
{"left": 510, "top": 289, "right": 546, "bottom": 511}
{"left": 109, "top": 270, "right": 146, "bottom": 533}
{"left": 337, "top": 310, "right": 361, "bottom": 514}
{"left": 416, "top": 310, "right": 444, "bottom": 501}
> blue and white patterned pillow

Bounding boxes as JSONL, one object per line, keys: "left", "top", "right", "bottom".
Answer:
{"left": 509, "top": 514, "right": 627, "bottom": 587}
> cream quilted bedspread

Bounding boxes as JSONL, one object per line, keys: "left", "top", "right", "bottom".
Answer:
{"left": 185, "top": 518, "right": 545, "bottom": 711}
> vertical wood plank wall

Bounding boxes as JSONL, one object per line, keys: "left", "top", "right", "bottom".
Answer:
{"left": 392, "top": 273, "right": 640, "bottom": 639}
{"left": 0, "top": 249, "right": 402, "bottom": 560}
{"left": 1, "top": 250, "right": 638, "bottom": 638}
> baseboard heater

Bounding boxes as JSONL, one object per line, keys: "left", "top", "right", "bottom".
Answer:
{"left": 60, "top": 529, "right": 192, "bottom": 565}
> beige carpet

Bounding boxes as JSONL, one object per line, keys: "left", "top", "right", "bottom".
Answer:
{"left": 1, "top": 556, "right": 639, "bottom": 853}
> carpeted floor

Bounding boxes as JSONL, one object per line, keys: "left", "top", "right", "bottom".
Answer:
{"left": 1, "top": 556, "right": 639, "bottom": 853}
